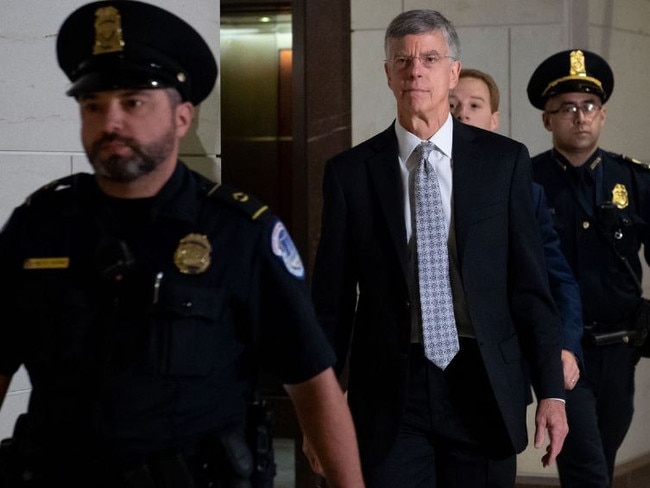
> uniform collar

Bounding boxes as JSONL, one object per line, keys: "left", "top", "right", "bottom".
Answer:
{"left": 97, "top": 162, "right": 205, "bottom": 225}
{"left": 154, "top": 161, "right": 207, "bottom": 223}
{"left": 552, "top": 147, "right": 603, "bottom": 174}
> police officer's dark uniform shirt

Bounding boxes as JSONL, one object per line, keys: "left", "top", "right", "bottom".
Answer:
{"left": 532, "top": 148, "right": 650, "bottom": 326}
{"left": 0, "top": 162, "right": 335, "bottom": 467}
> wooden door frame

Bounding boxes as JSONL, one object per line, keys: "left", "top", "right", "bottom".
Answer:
{"left": 220, "top": 0, "right": 351, "bottom": 276}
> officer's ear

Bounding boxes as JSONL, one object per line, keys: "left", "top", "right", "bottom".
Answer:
{"left": 542, "top": 111, "right": 553, "bottom": 131}
{"left": 175, "top": 100, "right": 195, "bottom": 139}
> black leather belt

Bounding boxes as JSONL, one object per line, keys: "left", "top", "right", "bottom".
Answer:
{"left": 584, "top": 323, "right": 637, "bottom": 346}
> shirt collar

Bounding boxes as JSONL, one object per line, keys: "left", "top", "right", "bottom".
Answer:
{"left": 395, "top": 113, "right": 454, "bottom": 164}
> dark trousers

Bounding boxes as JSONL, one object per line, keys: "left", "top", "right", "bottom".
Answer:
{"left": 557, "top": 342, "right": 640, "bottom": 488}
{"left": 362, "top": 341, "right": 516, "bottom": 488}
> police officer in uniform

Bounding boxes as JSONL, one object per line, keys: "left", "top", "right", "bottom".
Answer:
{"left": 0, "top": 2, "right": 365, "bottom": 487}
{"left": 527, "top": 49, "right": 650, "bottom": 488}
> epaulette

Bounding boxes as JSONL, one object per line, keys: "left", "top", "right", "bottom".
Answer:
{"left": 608, "top": 151, "right": 650, "bottom": 170}
{"left": 206, "top": 183, "right": 270, "bottom": 221}
{"left": 24, "top": 174, "right": 82, "bottom": 207}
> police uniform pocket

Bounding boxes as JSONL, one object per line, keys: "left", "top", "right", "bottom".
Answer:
{"left": 153, "top": 281, "right": 233, "bottom": 377}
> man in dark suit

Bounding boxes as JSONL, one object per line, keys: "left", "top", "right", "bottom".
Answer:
{"left": 450, "top": 68, "right": 583, "bottom": 388}
{"left": 310, "top": 9, "right": 568, "bottom": 488}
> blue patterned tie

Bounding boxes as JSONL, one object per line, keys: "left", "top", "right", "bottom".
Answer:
{"left": 414, "top": 141, "right": 459, "bottom": 369}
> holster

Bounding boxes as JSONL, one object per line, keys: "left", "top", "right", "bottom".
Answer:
{"left": 245, "top": 400, "right": 275, "bottom": 488}
{"left": 201, "top": 428, "right": 253, "bottom": 488}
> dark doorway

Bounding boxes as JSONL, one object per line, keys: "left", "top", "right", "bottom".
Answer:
{"left": 220, "top": 7, "right": 293, "bottom": 225}
{"left": 220, "top": 0, "right": 351, "bottom": 274}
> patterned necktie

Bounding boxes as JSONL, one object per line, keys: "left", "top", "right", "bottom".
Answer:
{"left": 414, "top": 141, "right": 459, "bottom": 369}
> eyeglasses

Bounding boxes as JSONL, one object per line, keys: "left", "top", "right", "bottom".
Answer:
{"left": 386, "top": 54, "right": 456, "bottom": 69}
{"left": 545, "top": 102, "right": 602, "bottom": 120}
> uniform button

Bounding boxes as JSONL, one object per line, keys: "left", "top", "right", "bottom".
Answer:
{"left": 181, "top": 301, "right": 193, "bottom": 309}
{"left": 582, "top": 221, "right": 590, "bottom": 229}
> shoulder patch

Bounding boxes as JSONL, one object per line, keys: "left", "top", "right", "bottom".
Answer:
{"left": 608, "top": 152, "right": 650, "bottom": 170}
{"left": 24, "top": 173, "right": 91, "bottom": 207}
{"left": 271, "top": 220, "right": 305, "bottom": 279}
{"left": 206, "top": 183, "right": 270, "bottom": 221}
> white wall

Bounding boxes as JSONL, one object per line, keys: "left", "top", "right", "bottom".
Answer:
{"left": 0, "top": 0, "right": 220, "bottom": 437}
{"left": 350, "top": 0, "right": 650, "bottom": 480}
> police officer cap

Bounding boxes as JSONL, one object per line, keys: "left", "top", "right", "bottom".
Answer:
{"left": 56, "top": 0, "right": 217, "bottom": 105}
{"left": 527, "top": 49, "right": 614, "bottom": 110}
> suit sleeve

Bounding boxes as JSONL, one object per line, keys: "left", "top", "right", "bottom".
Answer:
{"left": 533, "top": 183, "right": 584, "bottom": 365}
{"left": 508, "top": 145, "right": 566, "bottom": 401}
{"left": 311, "top": 160, "right": 359, "bottom": 378}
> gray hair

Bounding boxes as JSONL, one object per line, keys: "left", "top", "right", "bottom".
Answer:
{"left": 384, "top": 10, "right": 461, "bottom": 60}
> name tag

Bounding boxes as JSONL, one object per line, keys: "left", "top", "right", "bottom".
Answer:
{"left": 23, "top": 257, "right": 70, "bottom": 269}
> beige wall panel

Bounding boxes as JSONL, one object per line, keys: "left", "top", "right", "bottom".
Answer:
{"left": 590, "top": 28, "right": 650, "bottom": 161}
{"left": 351, "top": 0, "right": 403, "bottom": 31}
{"left": 589, "top": 0, "right": 650, "bottom": 36}
{"left": 510, "top": 25, "right": 569, "bottom": 156}
{"left": 404, "top": 0, "right": 563, "bottom": 26}
{"left": 0, "top": 2, "right": 79, "bottom": 152}
{"left": 351, "top": 30, "right": 396, "bottom": 145}
{"left": 183, "top": 156, "right": 221, "bottom": 184}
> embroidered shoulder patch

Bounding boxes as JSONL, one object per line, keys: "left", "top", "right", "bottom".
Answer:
{"left": 271, "top": 221, "right": 305, "bottom": 279}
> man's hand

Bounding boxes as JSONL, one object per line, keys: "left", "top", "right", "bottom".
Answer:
{"left": 534, "top": 398, "right": 568, "bottom": 467}
{"left": 561, "top": 349, "right": 580, "bottom": 390}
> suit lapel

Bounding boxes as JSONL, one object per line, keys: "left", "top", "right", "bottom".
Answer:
{"left": 451, "top": 120, "right": 482, "bottom": 258}
{"left": 367, "top": 127, "right": 411, "bottom": 287}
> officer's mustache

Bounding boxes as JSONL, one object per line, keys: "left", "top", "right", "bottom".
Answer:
{"left": 91, "top": 134, "right": 148, "bottom": 162}
{"left": 94, "top": 133, "right": 140, "bottom": 153}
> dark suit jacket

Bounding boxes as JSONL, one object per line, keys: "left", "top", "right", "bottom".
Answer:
{"left": 312, "top": 119, "right": 565, "bottom": 466}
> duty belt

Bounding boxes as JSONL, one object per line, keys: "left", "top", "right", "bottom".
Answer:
{"left": 584, "top": 322, "right": 638, "bottom": 346}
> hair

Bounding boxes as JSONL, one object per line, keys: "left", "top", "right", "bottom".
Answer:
{"left": 164, "top": 87, "right": 183, "bottom": 107}
{"left": 384, "top": 10, "right": 461, "bottom": 60}
{"left": 459, "top": 68, "right": 500, "bottom": 113}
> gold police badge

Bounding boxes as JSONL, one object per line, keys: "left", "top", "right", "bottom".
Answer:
{"left": 93, "top": 6, "right": 125, "bottom": 55}
{"left": 611, "top": 183, "right": 629, "bottom": 209}
{"left": 174, "top": 233, "right": 211, "bottom": 274}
